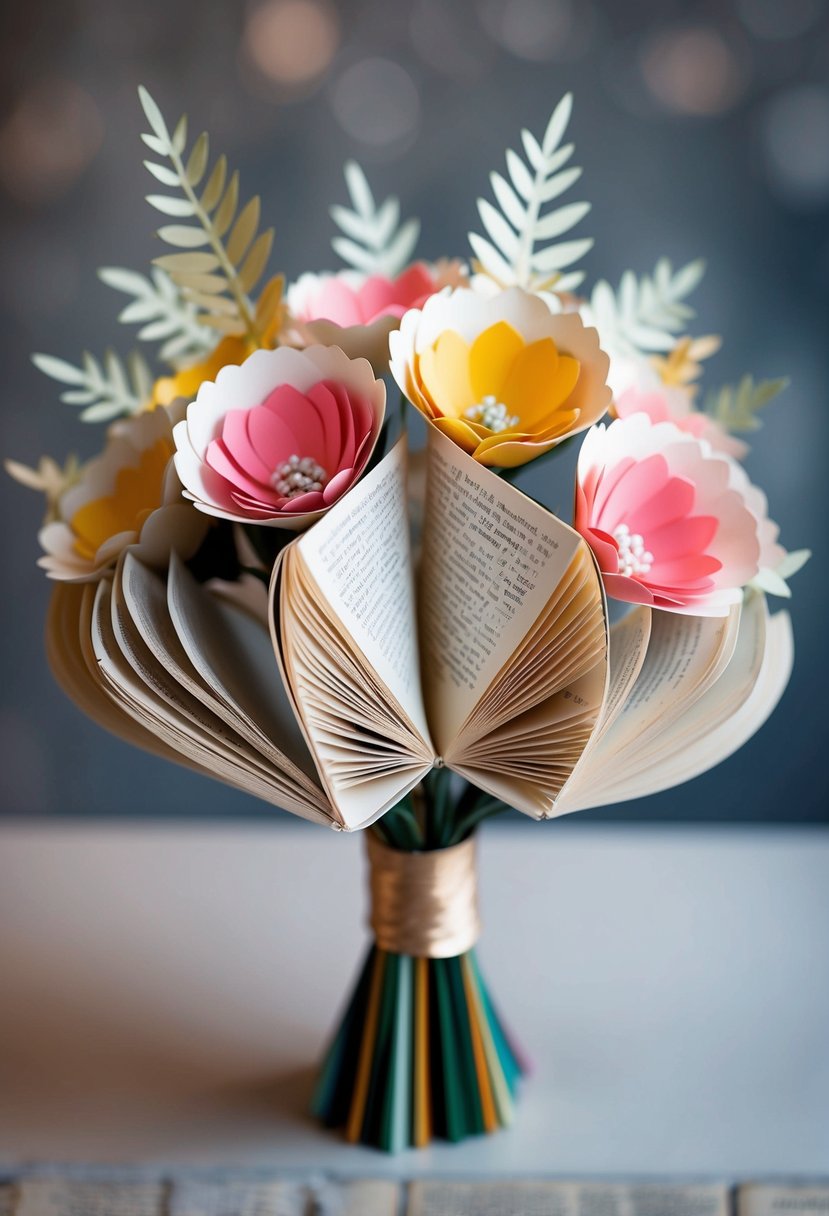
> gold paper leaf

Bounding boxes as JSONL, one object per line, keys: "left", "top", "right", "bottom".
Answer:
{"left": 238, "top": 228, "right": 273, "bottom": 293}
{"left": 200, "top": 155, "right": 227, "bottom": 212}
{"left": 186, "top": 132, "right": 209, "bottom": 187}
{"left": 213, "top": 172, "right": 239, "bottom": 239}
{"left": 227, "top": 196, "right": 260, "bottom": 265}
{"left": 157, "top": 225, "right": 209, "bottom": 248}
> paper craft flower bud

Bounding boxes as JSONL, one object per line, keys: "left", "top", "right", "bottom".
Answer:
{"left": 614, "top": 385, "right": 748, "bottom": 460}
{"left": 38, "top": 404, "right": 205, "bottom": 583}
{"left": 172, "top": 345, "right": 386, "bottom": 529}
{"left": 389, "top": 286, "right": 612, "bottom": 468}
{"left": 287, "top": 261, "right": 464, "bottom": 368}
{"left": 574, "top": 413, "right": 772, "bottom": 615}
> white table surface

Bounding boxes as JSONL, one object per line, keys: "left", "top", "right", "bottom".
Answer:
{"left": 0, "top": 822, "right": 827, "bottom": 1176}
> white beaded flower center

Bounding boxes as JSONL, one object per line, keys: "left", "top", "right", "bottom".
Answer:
{"left": 271, "top": 454, "right": 327, "bottom": 498}
{"left": 613, "top": 523, "right": 654, "bottom": 577}
{"left": 464, "top": 396, "right": 519, "bottom": 433}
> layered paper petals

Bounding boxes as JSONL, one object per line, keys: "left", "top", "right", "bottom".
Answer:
{"left": 38, "top": 403, "right": 206, "bottom": 583}
{"left": 173, "top": 345, "right": 386, "bottom": 529}
{"left": 573, "top": 413, "right": 772, "bottom": 615}
{"left": 287, "top": 262, "right": 463, "bottom": 369}
{"left": 390, "top": 287, "right": 612, "bottom": 468}
{"left": 615, "top": 385, "right": 748, "bottom": 460}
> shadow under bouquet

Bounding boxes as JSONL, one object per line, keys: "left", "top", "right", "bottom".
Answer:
{"left": 8, "top": 89, "right": 809, "bottom": 1152}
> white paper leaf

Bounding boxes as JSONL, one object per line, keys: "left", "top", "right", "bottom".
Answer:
{"left": 98, "top": 264, "right": 213, "bottom": 367}
{"left": 157, "top": 225, "right": 209, "bottom": 248}
{"left": 469, "top": 94, "right": 592, "bottom": 292}
{"left": 146, "top": 194, "right": 195, "bottom": 217}
{"left": 138, "top": 86, "right": 169, "bottom": 142}
{"left": 31, "top": 354, "right": 87, "bottom": 385}
{"left": 586, "top": 258, "right": 707, "bottom": 359}
{"left": 144, "top": 161, "right": 181, "bottom": 187}
{"left": 477, "top": 199, "right": 520, "bottom": 260}
{"left": 330, "top": 161, "right": 421, "bottom": 277}
{"left": 777, "top": 548, "right": 811, "bottom": 579}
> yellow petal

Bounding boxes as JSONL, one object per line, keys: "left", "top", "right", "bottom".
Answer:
{"left": 476, "top": 435, "right": 560, "bottom": 468}
{"left": 417, "top": 330, "right": 475, "bottom": 419}
{"left": 468, "top": 321, "right": 525, "bottom": 404}
{"left": 432, "top": 415, "right": 482, "bottom": 455}
{"left": 71, "top": 438, "right": 172, "bottom": 560}
{"left": 500, "top": 340, "right": 580, "bottom": 429}
{"left": 151, "top": 335, "right": 251, "bottom": 409}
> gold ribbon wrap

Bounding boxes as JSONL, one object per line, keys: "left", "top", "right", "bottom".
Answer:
{"left": 365, "top": 833, "right": 480, "bottom": 958}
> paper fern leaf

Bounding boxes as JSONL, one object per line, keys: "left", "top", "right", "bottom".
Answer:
{"left": 32, "top": 349, "right": 153, "bottom": 422}
{"left": 330, "top": 161, "right": 420, "bottom": 278}
{"left": 138, "top": 86, "right": 274, "bottom": 342}
{"left": 98, "top": 265, "right": 214, "bottom": 367}
{"left": 704, "top": 375, "right": 789, "bottom": 433}
{"left": 468, "top": 93, "right": 593, "bottom": 293}
{"left": 588, "top": 258, "right": 706, "bottom": 356}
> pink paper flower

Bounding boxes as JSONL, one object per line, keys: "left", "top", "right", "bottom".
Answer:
{"left": 574, "top": 413, "right": 772, "bottom": 616}
{"left": 615, "top": 385, "right": 748, "bottom": 460}
{"left": 173, "top": 345, "right": 386, "bottom": 530}
{"left": 286, "top": 261, "right": 466, "bottom": 368}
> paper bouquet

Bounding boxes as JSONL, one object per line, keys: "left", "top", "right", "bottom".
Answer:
{"left": 8, "top": 89, "right": 809, "bottom": 1152}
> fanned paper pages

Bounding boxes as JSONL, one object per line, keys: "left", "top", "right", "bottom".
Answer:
{"left": 47, "top": 432, "right": 794, "bottom": 830}
{"left": 272, "top": 431, "right": 609, "bottom": 823}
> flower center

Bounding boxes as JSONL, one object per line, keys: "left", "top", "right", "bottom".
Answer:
{"left": 271, "top": 454, "right": 327, "bottom": 499}
{"left": 464, "top": 396, "right": 520, "bottom": 433}
{"left": 613, "top": 523, "right": 654, "bottom": 578}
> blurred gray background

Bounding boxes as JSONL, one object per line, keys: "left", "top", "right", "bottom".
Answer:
{"left": 1, "top": 0, "right": 827, "bottom": 822}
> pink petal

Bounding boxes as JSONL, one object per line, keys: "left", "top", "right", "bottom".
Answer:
{"left": 280, "top": 490, "right": 326, "bottom": 512}
{"left": 263, "top": 385, "right": 327, "bottom": 462}
{"left": 646, "top": 515, "right": 719, "bottom": 561}
{"left": 305, "top": 381, "right": 344, "bottom": 472}
{"left": 221, "top": 409, "right": 272, "bottom": 484}
{"left": 206, "top": 439, "right": 281, "bottom": 507}
{"left": 309, "top": 279, "right": 363, "bottom": 326}
{"left": 322, "top": 466, "right": 357, "bottom": 503}
{"left": 591, "top": 456, "right": 638, "bottom": 522}
{"left": 247, "top": 398, "right": 303, "bottom": 468}
{"left": 647, "top": 554, "right": 722, "bottom": 584}
{"left": 602, "top": 573, "right": 656, "bottom": 605}
{"left": 624, "top": 474, "right": 696, "bottom": 535}
{"left": 583, "top": 526, "right": 620, "bottom": 573}
{"left": 599, "top": 454, "right": 671, "bottom": 532}
{"left": 322, "top": 378, "right": 357, "bottom": 467}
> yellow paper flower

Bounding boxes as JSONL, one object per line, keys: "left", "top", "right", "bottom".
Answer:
{"left": 389, "top": 287, "right": 611, "bottom": 467}
{"left": 38, "top": 404, "right": 206, "bottom": 582}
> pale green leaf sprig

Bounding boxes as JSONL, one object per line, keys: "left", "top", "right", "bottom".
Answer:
{"left": 704, "top": 375, "right": 789, "bottom": 434}
{"left": 587, "top": 258, "right": 706, "bottom": 356}
{"left": 98, "top": 265, "right": 214, "bottom": 368}
{"left": 331, "top": 161, "right": 420, "bottom": 278}
{"left": 469, "top": 92, "right": 593, "bottom": 295}
{"left": 31, "top": 350, "right": 153, "bottom": 423}
{"left": 751, "top": 549, "right": 811, "bottom": 599}
{"left": 139, "top": 85, "right": 274, "bottom": 343}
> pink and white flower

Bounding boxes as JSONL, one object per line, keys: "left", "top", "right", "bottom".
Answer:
{"left": 574, "top": 413, "right": 775, "bottom": 616}
{"left": 172, "top": 345, "right": 386, "bottom": 530}
{"left": 615, "top": 384, "right": 748, "bottom": 459}
{"left": 287, "top": 261, "right": 465, "bottom": 368}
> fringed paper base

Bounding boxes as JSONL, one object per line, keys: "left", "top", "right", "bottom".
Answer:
{"left": 312, "top": 945, "right": 524, "bottom": 1151}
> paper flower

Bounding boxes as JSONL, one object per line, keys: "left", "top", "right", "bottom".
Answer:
{"left": 390, "top": 286, "right": 611, "bottom": 468}
{"left": 173, "top": 345, "right": 386, "bottom": 529}
{"left": 615, "top": 385, "right": 748, "bottom": 460}
{"left": 287, "top": 261, "right": 465, "bottom": 368}
{"left": 574, "top": 413, "right": 773, "bottom": 615}
{"left": 37, "top": 404, "right": 205, "bottom": 582}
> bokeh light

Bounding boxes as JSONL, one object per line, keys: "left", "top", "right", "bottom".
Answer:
{"left": 241, "top": 0, "right": 340, "bottom": 92}
{"left": 737, "top": 0, "right": 825, "bottom": 41}
{"left": 0, "top": 78, "right": 103, "bottom": 207}
{"left": 479, "top": 0, "right": 596, "bottom": 61}
{"left": 330, "top": 57, "right": 420, "bottom": 150}
{"left": 761, "top": 84, "right": 829, "bottom": 207}
{"left": 640, "top": 26, "right": 746, "bottom": 116}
